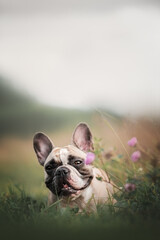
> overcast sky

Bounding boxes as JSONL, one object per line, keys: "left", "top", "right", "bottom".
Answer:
{"left": 0, "top": 0, "right": 160, "bottom": 116}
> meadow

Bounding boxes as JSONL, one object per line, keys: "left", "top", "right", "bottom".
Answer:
{"left": 0, "top": 114, "right": 160, "bottom": 240}
{"left": 0, "top": 78, "right": 160, "bottom": 239}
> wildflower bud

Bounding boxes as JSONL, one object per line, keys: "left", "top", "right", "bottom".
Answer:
{"left": 127, "top": 137, "right": 137, "bottom": 147}
{"left": 131, "top": 150, "right": 141, "bottom": 162}
{"left": 124, "top": 183, "right": 136, "bottom": 192}
{"left": 138, "top": 167, "right": 143, "bottom": 172}
{"left": 85, "top": 152, "right": 95, "bottom": 165}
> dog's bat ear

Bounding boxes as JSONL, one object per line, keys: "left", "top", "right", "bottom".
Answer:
{"left": 72, "top": 123, "right": 94, "bottom": 152}
{"left": 33, "top": 133, "right": 54, "bottom": 166}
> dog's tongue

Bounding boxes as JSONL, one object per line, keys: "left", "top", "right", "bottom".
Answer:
{"left": 63, "top": 184, "right": 69, "bottom": 188}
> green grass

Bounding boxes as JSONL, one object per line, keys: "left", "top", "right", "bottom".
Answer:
{"left": 1, "top": 137, "right": 160, "bottom": 240}
{"left": 1, "top": 180, "right": 160, "bottom": 240}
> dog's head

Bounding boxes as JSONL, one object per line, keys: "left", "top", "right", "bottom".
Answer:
{"left": 33, "top": 123, "right": 94, "bottom": 197}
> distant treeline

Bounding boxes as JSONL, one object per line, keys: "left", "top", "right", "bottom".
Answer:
{"left": 0, "top": 77, "right": 91, "bottom": 137}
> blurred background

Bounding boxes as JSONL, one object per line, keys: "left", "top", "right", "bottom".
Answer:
{"left": 0, "top": 0, "right": 160, "bottom": 196}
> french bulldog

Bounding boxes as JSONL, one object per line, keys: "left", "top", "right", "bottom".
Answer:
{"left": 33, "top": 123, "right": 116, "bottom": 211}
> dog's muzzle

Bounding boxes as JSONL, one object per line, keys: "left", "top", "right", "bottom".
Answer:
{"left": 56, "top": 167, "right": 70, "bottom": 177}
{"left": 45, "top": 166, "right": 93, "bottom": 196}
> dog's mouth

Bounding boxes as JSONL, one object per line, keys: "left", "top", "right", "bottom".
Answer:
{"left": 61, "top": 181, "right": 78, "bottom": 195}
{"left": 46, "top": 175, "right": 93, "bottom": 197}
{"left": 60, "top": 176, "right": 93, "bottom": 196}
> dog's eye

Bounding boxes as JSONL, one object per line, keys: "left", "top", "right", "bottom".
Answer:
{"left": 74, "top": 160, "right": 82, "bottom": 165}
{"left": 45, "top": 163, "right": 57, "bottom": 171}
{"left": 45, "top": 165, "right": 53, "bottom": 171}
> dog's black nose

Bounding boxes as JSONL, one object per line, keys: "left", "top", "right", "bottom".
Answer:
{"left": 56, "top": 167, "right": 70, "bottom": 176}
